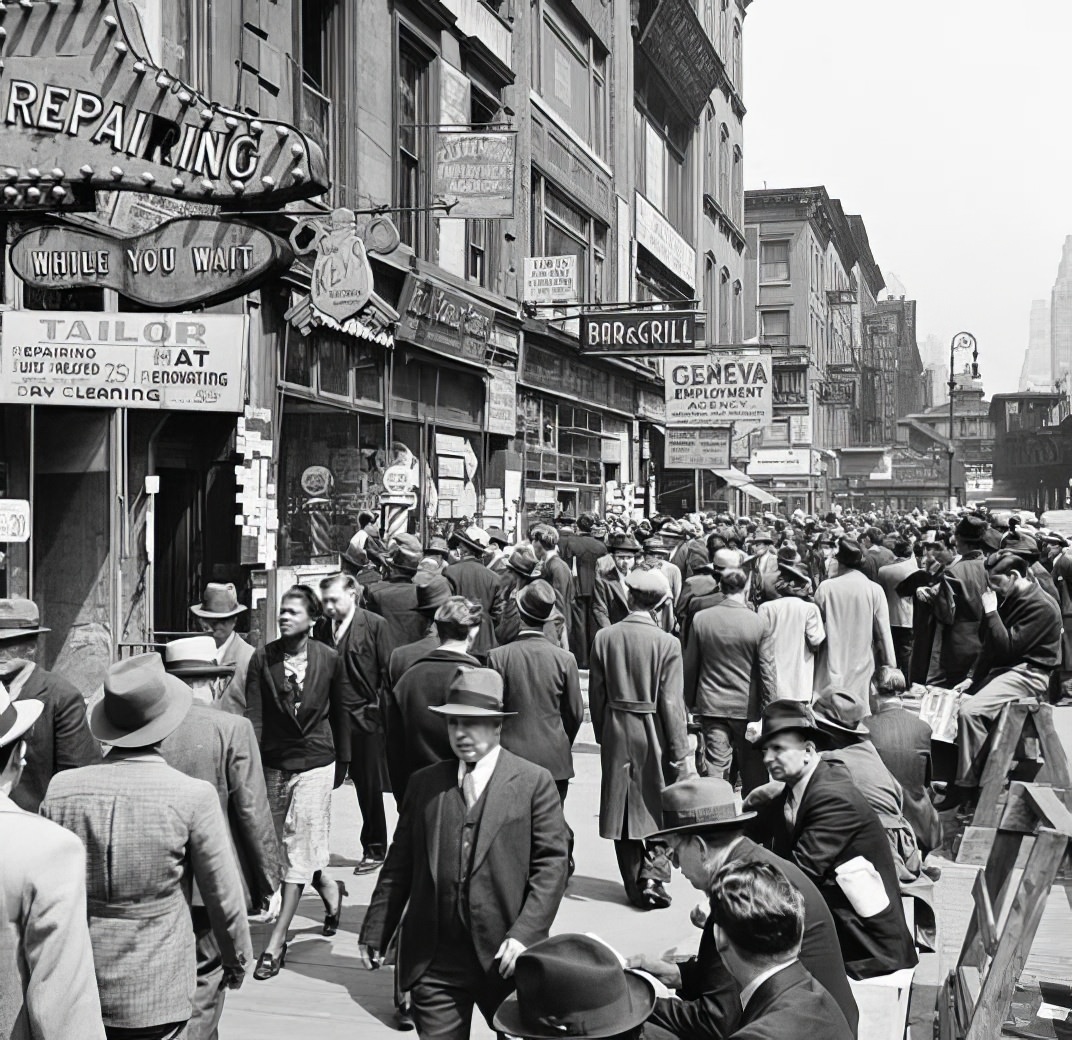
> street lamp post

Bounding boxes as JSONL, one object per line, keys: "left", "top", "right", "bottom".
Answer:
{"left": 947, "top": 331, "right": 979, "bottom": 505}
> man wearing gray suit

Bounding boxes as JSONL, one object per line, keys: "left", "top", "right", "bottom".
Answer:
{"left": 684, "top": 568, "right": 777, "bottom": 795}
{"left": 42, "top": 654, "right": 252, "bottom": 1040}
{"left": 190, "top": 583, "right": 255, "bottom": 715}
{"left": 160, "top": 639, "right": 281, "bottom": 1040}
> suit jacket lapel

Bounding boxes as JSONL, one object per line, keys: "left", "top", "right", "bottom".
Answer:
{"left": 471, "top": 751, "right": 516, "bottom": 874}
{"left": 297, "top": 643, "right": 324, "bottom": 725}
{"left": 267, "top": 644, "right": 287, "bottom": 712}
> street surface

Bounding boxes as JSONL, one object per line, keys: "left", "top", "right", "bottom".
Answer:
{"left": 224, "top": 708, "right": 1072, "bottom": 1040}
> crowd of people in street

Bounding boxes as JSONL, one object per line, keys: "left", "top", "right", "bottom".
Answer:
{"left": 1, "top": 499, "right": 1068, "bottom": 1040}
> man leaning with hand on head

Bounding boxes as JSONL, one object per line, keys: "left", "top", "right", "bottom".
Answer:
{"left": 359, "top": 667, "right": 569, "bottom": 1040}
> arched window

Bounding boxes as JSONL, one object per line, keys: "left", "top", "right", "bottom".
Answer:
{"left": 703, "top": 0, "right": 717, "bottom": 38}
{"left": 732, "top": 20, "right": 742, "bottom": 86}
{"left": 719, "top": 267, "right": 732, "bottom": 344}
{"left": 718, "top": 123, "right": 730, "bottom": 207}
{"left": 704, "top": 254, "right": 717, "bottom": 344}
{"left": 731, "top": 145, "right": 743, "bottom": 225}
{"left": 704, "top": 104, "right": 716, "bottom": 198}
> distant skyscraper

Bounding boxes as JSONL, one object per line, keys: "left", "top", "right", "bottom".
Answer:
{"left": 1051, "top": 237, "right": 1072, "bottom": 385}
{"left": 1019, "top": 299, "right": 1052, "bottom": 390}
{"left": 920, "top": 334, "right": 948, "bottom": 406}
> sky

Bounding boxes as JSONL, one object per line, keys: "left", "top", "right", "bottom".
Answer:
{"left": 743, "top": 0, "right": 1072, "bottom": 396}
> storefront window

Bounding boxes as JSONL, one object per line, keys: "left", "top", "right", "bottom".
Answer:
{"left": 280, "top": 333, "right": 384, "bottom": 404}
{"left": 278, "top": 404, "right": 386, "bottom": 566}
{"left": 318, "top": 334, "right": 350, "bottom": 397}
{"left": 284, "top": 335, "right": 314, "bottom": 386}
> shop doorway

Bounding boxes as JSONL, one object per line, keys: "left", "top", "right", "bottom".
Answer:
{"left": 152, "top": 414, "right": 239, "bottom": 634}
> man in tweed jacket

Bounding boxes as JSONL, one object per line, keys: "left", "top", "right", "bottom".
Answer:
{"left": 42, "top": 654, "right": 252, "bottom": 1036}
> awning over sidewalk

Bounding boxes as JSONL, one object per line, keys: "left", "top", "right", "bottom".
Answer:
{"left": 739, "top": 483, "right": 782, "bottom": 506}
{"left": 710, "top": 466, "right": 752, "bottom": 488}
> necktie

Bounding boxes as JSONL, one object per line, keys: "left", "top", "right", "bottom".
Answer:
{"left": 783, "top": 785, "right": 797, "bottom": 830}
{"left": 461, "top": 762, "right": 478, "bottom": 810}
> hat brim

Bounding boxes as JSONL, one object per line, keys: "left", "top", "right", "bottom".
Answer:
{"left": 753, "top": 720, "right": 824, "bottom": 748}
{"left": 814, "top": 714, "right": 869, "bottom": 738}
{"left": 651, "top": 808, "right": 757, "bottom": 839}
{"left": 506, "top": 562, "right": 537, "bottom": 577}
{"left": 455, "top": 534, "right": 491, "bottom": 555}
{"left": 166, "top": 662, "right": 236, "bottom": 678}
{"left": 190, "top": 604, "right": 247, "bottom": 619}
{"left": 518, "top": 606, "right": 553, "bottom": 625}
{"left": 428, "top": 704, "right": 516, "bottom": 718}
{"left": 0, "top": 698, "right": 44, "bottom": 748}
{"left": 88, "top": 674, "right": 193, "bottom": 748}
{"left": 0, "top": 626, "right": 50, "bottom": 642}
{"left": 493, "top": 970, "right": 656, "bottom": 1040}
{"left": 777, "top": 563, "right": 812, "bottom": 585}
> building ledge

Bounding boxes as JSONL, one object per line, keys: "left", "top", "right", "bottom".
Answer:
{"left": 702, "top": 194, "right": 746, "bottom": 251}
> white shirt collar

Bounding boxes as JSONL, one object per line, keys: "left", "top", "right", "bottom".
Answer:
{"left": 739, "top": 961, "right": 797, "bottom": 1010}
{"left": 332, "top": 608, "right": 355, "bottom": 645}
{"left": 457, "top": 744, "right": 502, "bottom": 802}
{"left": 217, "top": 631, "right": 236, "bottom": 661}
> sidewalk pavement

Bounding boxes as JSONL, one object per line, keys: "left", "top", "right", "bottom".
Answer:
{"left": 223, "top": 705, "right": 1072, "bottom": 1040}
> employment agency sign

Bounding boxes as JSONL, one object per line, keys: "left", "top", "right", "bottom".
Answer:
{"left": 664, "top": 354, "right": 773, "bottom": 427}
{"left": 0, "top": 311, "right": 246, "bottom": 412}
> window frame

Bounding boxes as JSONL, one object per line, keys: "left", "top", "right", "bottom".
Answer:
{"left": 395, "top": 28, "right": 436, "bottom": 258}
{"left": 759, "top": 240, "right": 791, "bottom": 284}
{"left": 760, "top": 309, "right": 791, "bottom": 347}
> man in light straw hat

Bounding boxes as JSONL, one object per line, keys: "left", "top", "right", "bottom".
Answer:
{"left": 360, "top": 666, "right": 568, "bottom": 1039}
{"left": 445, "top": 525, "right": 506, "bottom": 658}
{"left": 190, "top": 583, "right": 253, "bottom": 716}
{"left": 42, "top": 654, "right": 252, "bottom": 1039}
{"left": 628, "top": 776, "right": 857, "bottom": 1039}
{"left": 0, "top": 680, "right": 106, "bottom": 1040}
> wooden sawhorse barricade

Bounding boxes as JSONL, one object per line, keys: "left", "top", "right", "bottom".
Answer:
{"left": 957, "top": 702, "right": 1072, "bottom": 865}
{"left": 938, "top": 781, "right": 1072, "bottom": 1039}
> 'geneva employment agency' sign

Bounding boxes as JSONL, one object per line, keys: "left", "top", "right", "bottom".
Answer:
{"left": 0, "top": 311, "right": 247, "bottom": 412}
{"left": 664, "top": 354, "right": 773, "bottom": 427}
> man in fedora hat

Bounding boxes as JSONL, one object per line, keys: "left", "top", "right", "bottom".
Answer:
{"left": 494, "top": 933, "right": 656, "bottom": 1040}
{"left": 876, "top": 539, "right": 920, "bottom": 680}
{"left": 389, "top": 575, "right": 454, "bottom": 687}
{"left": 360, "top": 667, "right": 569, "bottom": 1039}
{"left": 367, "top": 545, "right": 428, "bottom": 654}
{"left": 42, "top": 654, "right": 252, "bottom": 1037}
{"left": 676, "top": 548, "right": 750, "bottom": 646}
{"left": 190, "top": 583, "right": 254, "bottom": 716}
{"left": 488, "top": 581, "right": 584, "bottom": 873}
{"left": 316, "top": 572, "right": 394, "bottom": 875}
{"left": 0, "top": 680, "right": 106, "bottom": 1040}
{"left": 813, "top": 539, "right": 898, "bottom": 712}
{"left": 0, "top": 598, "right": 101, "bottom": 813}
{"left": 484, "top": 528, "right": 512, "bottom": 576}
{"left": 159, "top": 639, "right": 280, "bottom": 1040}
{"left": 590, "top": 569, "right": 692, "bottom": 911}
{"left": 593, "top": 532, "right": 641, "bottom": 632}
{"left": 923, "top": 514, "right": 989, "bottom": 686}
{"left": 628, "top": 777, "right": 857, "bottom": 1039}
{"left": 757, "top": 553, "right": 825, "bottom": 705}
{"left": 384, "top": 597, "right": 484, "bottom": 802}
{"left": 749, "top": 528, "right": 779, "bottom": 606}
{"left": 530, "top": 524, "right": 574, "bottom": 651}
{"left": 445, "top": 526, "right": 505, "bottom": 659}
{"left": 745, "top": 701, "right": 917, "bottom": 979}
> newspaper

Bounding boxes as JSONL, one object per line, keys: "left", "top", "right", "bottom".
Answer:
{"left": 918, "top": 685, "right": 961, "bottom": 743}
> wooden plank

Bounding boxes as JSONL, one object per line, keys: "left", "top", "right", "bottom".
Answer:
{"left": 1019, "top": 784, "right": 1072, "bottom": 836}
{"left": 970, "top": 873, "right": 998, "bottom": 957}
{"left": 964, "top": 831, "right": 1069, "bottom": 1039}
{"left": 1034, "top": 704, "right": 1072, "bottom": 790}
{"left": 973, "top": 704, "right": 1029, "bottom": 828}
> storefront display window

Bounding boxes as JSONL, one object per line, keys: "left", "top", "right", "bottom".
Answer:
{"left": 280, "top": 333, "right": 384, "bottom": 405}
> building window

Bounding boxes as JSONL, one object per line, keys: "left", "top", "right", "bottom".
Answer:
{"left": 718, "top": 124, "right": 730, "bottom": 209}
{"left": 397, "top": 35, "right": 431, "bottom": 255}
{"left": 465, "top": 89, "right": 501, "bottom": 288}
{"left": 760, "top": 310, "right": 790, "bottom": 347}
{"left": 704, "top": 254, "right": 717, "bottom": 343}
{"left": 533, "top": 0, "right": 607, "bottom": 158}
{"left": 720, "top": 0, "right": 730, "bottom": 58}
{"left": 760, "top": 240, "right": 790, "bottom": 282}
{"left": 532, "top": 174, "right": 607, "bottom": 303}
{"left": 703, "top": 0, "right": 717, "bottom": 38}
{"left": 732, "top": 146, "right": 743, "bottom": 226}
{"left": 733, "top": 280, "right": 743, "bottom": 341}
{"left": 703, "top": 105, "right": 716, "bottom": 199}
{"left": 636, "top": 106, "right": 692, "bottom": 237}
{"left": 732, "top": 20, "right": 742, "bottom": 86}
{"left": 718, "top": 267, "right": 731, "bottom": 344}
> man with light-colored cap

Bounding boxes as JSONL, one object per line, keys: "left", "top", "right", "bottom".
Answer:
{"left": 42, "top": 654, "right": 252, "bottom": 1036}
{"left": 445, "top": 525, "right": 506, "bottom": 658}
{"left": 360, "top": 666, "right": 568, "bottom": 1038}
{"left": 190, "top": 583, "right": 254, "bottom": 716}
{"left": 0, "top": 679, "right": 106, "bottom": 1040}
{"left": 627, "top": 776, "right": 858, "bottom": 1040}
{"left": 590, "top": 568, "right": 693, "bottom": 910}
{"left": 0, "top": 597, "right": 102, "bottom": 813}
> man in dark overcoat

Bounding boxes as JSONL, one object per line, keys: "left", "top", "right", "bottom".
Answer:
{"left": 487, "top": 580, "right": 584, "bottom": 872}
{"left": 366, "top": 546, "right": 427, "bottom": 653}
{"left": 444, "top": 526, "right": 505, "bottom": 659}
{"left": 0, "top": 599, "right": 101, "bottom": 812}
{"left": 359, "top": 668, "right": 568, "bottom": 1039}
{"left": 589, "top": 569, "right": 692, "bottom": 911}
{"left": 592, "top": 532, "right": 640, "bottom": 631}
{"left": 566, "top": 513, "right": 608, "bottom": 667}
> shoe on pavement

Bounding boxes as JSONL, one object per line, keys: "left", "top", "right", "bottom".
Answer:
{"left": 353, "top": 853, "right": 385, "bottom": 875}
{"left": 396, "top": 1000, "right": 415, "bottom": 1031}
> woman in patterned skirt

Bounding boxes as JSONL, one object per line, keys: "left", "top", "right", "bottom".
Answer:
{"left": 245, "top": 584, "right": 353, "bottom": 978}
